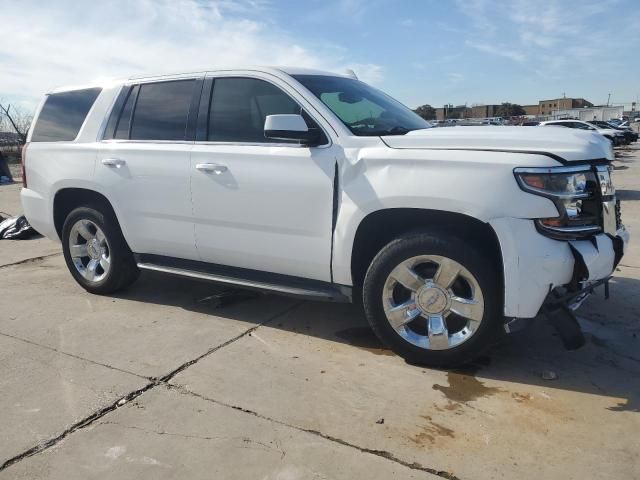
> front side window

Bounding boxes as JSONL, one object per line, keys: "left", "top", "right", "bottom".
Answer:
{"left": 129, "top": 80, "right": 195, "bottom": 141}
{"left": 31, "top": 88, "right": 102, "bottom": 142}
{"left": 293, "top": 74, "right": 429, "bottom": 136}
{"left": 208, "top": 77, "right": 303, "bottom": 143}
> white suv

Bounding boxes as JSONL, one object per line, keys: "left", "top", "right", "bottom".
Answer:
{"left": 21, "top": 67, "right": 629, "bottom": 366}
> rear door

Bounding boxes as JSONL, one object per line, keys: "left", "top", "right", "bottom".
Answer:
{"left": 189, "top": 74, "right": 337, "bottom": 282}
{"left": 96, "top": 78, "right": 201, "bottom": 260}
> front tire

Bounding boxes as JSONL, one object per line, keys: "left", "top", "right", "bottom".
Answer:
{"left": 362, "top": 231, "right": 502, "bottom": 367}
{"left": 62, "top": 205, "right": 139, "bottom": 294}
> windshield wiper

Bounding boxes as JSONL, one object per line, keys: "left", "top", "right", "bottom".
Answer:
{"left": 382, "top": 126, "right": 411, "bottom": 135}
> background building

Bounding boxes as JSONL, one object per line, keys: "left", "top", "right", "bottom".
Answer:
{"left": 435, "top": 105, "right": 472, "bottom": 120}
{"left": 538, "top": 98, "right": 593, "bottom": 116}
{"left": 522, "top": 105, "right": 540, "bottom": 116}
{"left": 433, "top": 96, "right": 607, "bottom": 121}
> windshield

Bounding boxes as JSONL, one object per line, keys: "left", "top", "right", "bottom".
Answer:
{"left": 293, "top": 74, "right": 430, "bottom": 136}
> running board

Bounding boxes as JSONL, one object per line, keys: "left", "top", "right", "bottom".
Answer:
{"left": 135, "top": 255, "right": 351, "bottom": 303}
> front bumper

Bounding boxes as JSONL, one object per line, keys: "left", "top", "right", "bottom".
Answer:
{"left": 490, "top": 217, "right": 629, "bottom": 318}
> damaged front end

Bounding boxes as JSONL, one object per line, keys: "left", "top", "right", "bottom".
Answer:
{"left": 510, "top": 162, "right": 629, "bottom": 349}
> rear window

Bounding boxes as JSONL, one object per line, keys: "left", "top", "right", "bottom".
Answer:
{"left": 31, "top": 88, "right": 102, "bottom": 142}
{"left": 129, "top": 80, "right": 195, "bottom": 141}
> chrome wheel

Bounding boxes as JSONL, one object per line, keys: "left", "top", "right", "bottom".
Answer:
{"left": 382, "top": 255, "right": 484, "bottom": 351}
{"left": 68, "top": 219, "right": 111, "bottom": 283}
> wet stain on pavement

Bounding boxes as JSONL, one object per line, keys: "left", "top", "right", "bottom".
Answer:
{"left": 432, "top": 368, "right": 502, "bottom": 404}
{"left": 334, "top": 327, "right": 394, "bottom": 356}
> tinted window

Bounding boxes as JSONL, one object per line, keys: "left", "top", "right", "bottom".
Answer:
{"left": 31, "top": 88, "right": 102, "bottom": 142}
{"left": 130, "top": 80, "right": 194, "bottom": 141}
{"left": 208, "top": 78, "right": 302, "bottom": 143}
{"left": 114, "top": 86, "right": 139, "bottom": 139}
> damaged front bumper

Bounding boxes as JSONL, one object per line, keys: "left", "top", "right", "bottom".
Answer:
{"left": 536, "top": 226, "right": 628, "bottom": 349}
{"left": 491, "top": 217, "right": 629, "bottom": 320}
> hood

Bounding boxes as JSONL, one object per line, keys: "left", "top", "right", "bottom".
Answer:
{"left": 381, "top": 126, "right": 613, "bottom": 162}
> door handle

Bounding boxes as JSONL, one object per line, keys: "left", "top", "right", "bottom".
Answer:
{"left": 196, "top": 163, "right": 228, "bottom": 175}
{"left": 102, "top": 158, "right": 126, "bottom": 168}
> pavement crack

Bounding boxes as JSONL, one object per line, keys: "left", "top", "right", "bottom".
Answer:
{"left": 0, "top": 381, "right": 156, "bottom": 472}
{"left": 0, "top": 331, "right": 149, "bottom": 380}
{"left": 168, "top": 384, "right": 460, "bottom": 480}
{"left": 153, "top": 301, "right": 303, "bottom": 384}
{"left": 0, "top": 252, "right": 62, "bottom": 269}
{"left": 619, "top": 263, "right": 640, "bottom": 270}
{"left": 97, "top": 420, "right": 286, "bottom": 457}
{"left": 0, "top": 300, "right": 302, "bottom": 473}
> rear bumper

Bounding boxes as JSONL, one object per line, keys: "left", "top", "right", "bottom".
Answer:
{"left": 20, "top": 187, "right": 58, "bottom": 240}
{"left": 490, "top": 217, "right": 628, "bottom": 318}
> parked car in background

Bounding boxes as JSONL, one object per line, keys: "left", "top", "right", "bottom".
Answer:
{"left": 539, "top": 119, "right": 626, "bottom": 146}
{"left": 591, "top": 120, "right": 638, "bottom": 144}
{"left": 521, "top": 121, "right": 540, "bottom": 126}
{"left": 20, "top": 67, "right": 628, "bottom": 366}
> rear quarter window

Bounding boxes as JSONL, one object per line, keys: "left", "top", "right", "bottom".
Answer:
{"left": 31, "top": 88, "right": 102, "bottom": 142}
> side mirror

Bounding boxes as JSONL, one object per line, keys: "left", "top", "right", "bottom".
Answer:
{"left": 264, "top": 114, "right": 321, "bottom": 146}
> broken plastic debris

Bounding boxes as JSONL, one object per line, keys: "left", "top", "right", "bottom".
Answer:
{"left": 0, "top": 215, "right": 38, "bottom": 240}
{"left": 541, "top": 370, "right": 558, "bottom": 381}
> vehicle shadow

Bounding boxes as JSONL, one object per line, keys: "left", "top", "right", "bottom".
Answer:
{"left": 113, "top": 270, "right": 640, "bottom": 413}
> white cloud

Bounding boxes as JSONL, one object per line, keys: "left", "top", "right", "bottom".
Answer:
{"left": 466, "top": 41, "right": 526, "bottom": 63}
{"left": 0, "top": 0, "right": 381, "bottom": 110}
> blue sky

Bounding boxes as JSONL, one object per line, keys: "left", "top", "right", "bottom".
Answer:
{"left": 1, "top": 0, "right": 639, "bottom": 112}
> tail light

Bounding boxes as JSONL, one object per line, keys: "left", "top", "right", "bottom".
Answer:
{"left": 21, "top": 143, "right": 28, "bottom": 188}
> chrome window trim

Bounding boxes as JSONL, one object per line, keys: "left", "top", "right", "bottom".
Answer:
{"left": 193, "top": 140, "right": 330, "bottom": 149}
{"left": 99, "top": 138, "right": 327, "bottom": 149}
{"left": 100, "top": 139, "right": 194, "bottom": 145}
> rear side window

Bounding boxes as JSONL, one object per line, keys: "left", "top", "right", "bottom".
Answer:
{"left": 31, "top": 88, "right": 102, "bottom": 142}
{"left": 129, "top": 80, "right": 195, "bottom": 141}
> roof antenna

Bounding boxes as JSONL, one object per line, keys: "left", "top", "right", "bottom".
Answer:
{"left": 344, "top": 69, "right": 358, "bottom": 80}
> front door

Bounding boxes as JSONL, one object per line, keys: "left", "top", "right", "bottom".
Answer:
{"left": 190, "top": 75, "right": 336, "bottom": 282}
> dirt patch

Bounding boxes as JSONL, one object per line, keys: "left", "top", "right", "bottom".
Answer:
{"left": 512, "top": 392, "right": 533, "bottom": 403}
{"left": 334, "top": 327, "right": 394, "bottom": 356}
{"left": 410, "top": 415, "right": 455, "bottom": 446}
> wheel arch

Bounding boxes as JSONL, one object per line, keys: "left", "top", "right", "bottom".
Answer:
{"left": 53, "top": 188, "right": 122, "bottom": 240}
{"left": 349, "top": 208, "right": 504, "bottom": 299}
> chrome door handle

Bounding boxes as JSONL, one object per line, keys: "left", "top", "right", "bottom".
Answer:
{"left": 102, "top": 158, "right": 126, "bottom": 168}
{"left": 196, "top": 163, "right": 228, "bottom": 175}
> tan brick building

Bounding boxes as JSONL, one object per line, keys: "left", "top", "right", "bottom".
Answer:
{"left": 538, "top": 98, "right": 593, "bottom": 117}
{"left": 522, "top": 104, "right": 540, "bottom": 116}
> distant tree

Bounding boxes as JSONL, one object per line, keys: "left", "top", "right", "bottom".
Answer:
{"left": 495, "top": 103, "right": 526, "bottom": 118}
{"left": 0, "top": 102, "right": 32, "bottom": 144}
{"left": 414, "top": 104, "right": 436, "bottom": 120}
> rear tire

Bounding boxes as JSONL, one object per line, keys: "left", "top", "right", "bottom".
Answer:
{"left": 362, "top": 231, "right": 502, "bottom": 367}
{"left": 62, "top": 205, "right": 139, "bottom": 294}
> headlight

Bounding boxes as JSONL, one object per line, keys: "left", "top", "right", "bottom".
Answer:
{"left": 514, "top": 166, "right": 602, "bottom": 239}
